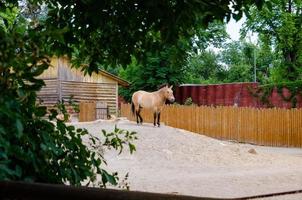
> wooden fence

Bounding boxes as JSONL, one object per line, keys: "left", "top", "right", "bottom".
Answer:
{"left": 121, "top": 104, "right": 302, "bottom": 148}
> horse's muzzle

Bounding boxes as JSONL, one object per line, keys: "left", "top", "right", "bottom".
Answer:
{"left": 169, "top": 97, "right": 175, "bottom": 103}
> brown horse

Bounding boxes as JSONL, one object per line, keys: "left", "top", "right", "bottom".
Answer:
{"left": 131, "top": 85, "right": 175, "bottom": 127}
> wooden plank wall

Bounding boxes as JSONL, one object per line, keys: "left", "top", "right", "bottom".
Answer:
{"left": 121, "top": 104, "right": 302, "bottom": 148}
{"left": 37, "top": 79, "right": 117, "bottom": 115}
{"left": 61, "top": 81, "right": 117, "bottom": 115}
{"left": 36, "top": 79, "right": 58, "bottom": 106}
{"left": 58, "top": 57, "right": 117, "bottom": 84}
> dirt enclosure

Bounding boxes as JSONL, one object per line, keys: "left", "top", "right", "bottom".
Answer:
{"left": 74, "top": 119, "right": 302, "bottom": 199}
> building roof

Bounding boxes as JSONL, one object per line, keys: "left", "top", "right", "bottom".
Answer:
{"left": 179, "top": 82, "right": 257, "bottom": 87}
{"left": 99, "top": 70, "right": 129, "bottom": 87}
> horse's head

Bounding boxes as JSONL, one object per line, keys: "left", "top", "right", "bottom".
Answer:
{"left": 163, "top": 85, "right": 175, "bottom": 103}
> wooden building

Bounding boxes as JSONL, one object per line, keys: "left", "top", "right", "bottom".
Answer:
{"left": 37, "top": 57, "right": 129, "bottom": 116}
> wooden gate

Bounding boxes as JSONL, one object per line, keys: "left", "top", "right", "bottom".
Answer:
{"left": 96, "top": 102, "right": 108, "bottom": 120}
{"left": 79, "top": 102, "right": 96, "bottom": 122}
{"left": 79, "top": 101, "right": 108, "bottom": 122}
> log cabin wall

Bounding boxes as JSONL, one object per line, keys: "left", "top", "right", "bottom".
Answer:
{"left": 37, "top": 57, "right": 121, "bottom": 115}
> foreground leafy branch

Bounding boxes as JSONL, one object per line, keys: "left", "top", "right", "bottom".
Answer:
{"left": 1, "top": 97, "right": 137, "bottom": 187}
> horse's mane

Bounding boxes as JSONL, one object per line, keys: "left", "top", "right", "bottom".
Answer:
{"left": 157, "top": 83, "right": 168, "bottom": 90}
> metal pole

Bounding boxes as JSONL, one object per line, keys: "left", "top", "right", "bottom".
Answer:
{"left": 254, "top": 48, "right": 257, "bottom": 82}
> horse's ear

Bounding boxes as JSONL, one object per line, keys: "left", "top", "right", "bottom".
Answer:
{"left": 169, "top": 85, "right": 173, "bottom": 89}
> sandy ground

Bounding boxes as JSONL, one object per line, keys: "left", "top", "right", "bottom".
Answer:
{"left": 73, "top": 119, "right": 302, "bottom": 199}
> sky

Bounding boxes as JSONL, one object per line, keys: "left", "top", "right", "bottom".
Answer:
{"left": 225, "top": 15, "right": 258, "bottom": 43}
{"left": 226, "top": 17, "right": 245, "bottom": 41}
{"left": 207, "top": 15, "right": 257, "bottom": 53}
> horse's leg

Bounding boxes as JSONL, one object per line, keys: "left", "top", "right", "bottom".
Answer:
{"left": 137, "top": 107, "right": 143, "bottom": 124}
{"left": 135, "top": 110, "right": 140, "bottom": 124}
{"left": 153, "top": 112, "right": 157, "bottom": 126}
{"left": 157, "top": 111, "right": 161, "bottom": 127}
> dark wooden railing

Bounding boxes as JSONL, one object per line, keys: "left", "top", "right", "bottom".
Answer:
{"left": 1, "top": 181, "right": 302, "bottom": 200}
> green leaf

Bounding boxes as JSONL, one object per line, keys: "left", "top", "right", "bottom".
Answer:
{"left": 114, "top": 125, "right": 119, "bottom": 133}
{"left": 102, "top": 170, "right": 117, "bottom": 186}
{"left": 35, "top": 106, "right": 47, "bottom": 117}
{"left": 129, "top": 143, "right": 136, "bottom": 154}
{"left": 0, "top": 164, "right": 17, "bottom": 176}
{"left": 40, "top": 143, "right": 47, "bottom": 151}
{"left": 101, "top": 129, "right": 107, "bottom": 136}
{"left": 15, "top": 119, "right": 23, "bottom": 138}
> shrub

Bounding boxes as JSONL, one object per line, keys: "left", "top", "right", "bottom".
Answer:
{"left": 184, "top": 97, "right": 196, "bottom": 106}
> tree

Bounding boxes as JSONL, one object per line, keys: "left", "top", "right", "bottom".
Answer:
{"left": 192, "top": 20, "right": 230, "bottom": 52}
{"left": 220, "top": 41, "right": 263, "bottom": 82}
{"left": 242, "top": 0, "right": 302, "bottom": 81}
{"left": 185, "top": 50, "right": 227, "bottom": 84}
{"left": 23, "top": 0, "right": 264, "bottom": 73}
{"left": 119, "top": 43, "right": 188, "bottom": 101}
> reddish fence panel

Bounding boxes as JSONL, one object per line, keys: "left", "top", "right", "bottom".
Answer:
{"left": 198, "top": 86, "right": 207, "bottom": 105}
{"left": 191, "top": 86, "right": 199, "bottom": 104}
{"left": 224, "top": 84, "right": 234, "bottom": 106}
{"left": 174, "top": 82, "right": 302, "bottom": 109}
{"left": 240, "top": 83, "right": 252, "bottom": 107}
{"left": 215, "top": 85, "right": 224, "bottom": 106}
{"left": 207, "top": 85, "right": 216, "bottom": 106}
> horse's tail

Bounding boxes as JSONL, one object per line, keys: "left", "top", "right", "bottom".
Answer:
{"left": 131, "top": 101, "right": 135, "bottom": 116}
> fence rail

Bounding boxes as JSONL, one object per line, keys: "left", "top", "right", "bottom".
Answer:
{"left": 0, "top": 181, "right": 223, "bottom": 200}
{"left": 1, "top": 181, "right": 302, "bottom": 200}
{"left": 121, "top": 104, "right": 302, "bottom": 148}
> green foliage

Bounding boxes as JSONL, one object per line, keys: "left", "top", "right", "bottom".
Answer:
{"left": 119, "top": 43, "right": 188, "bottom": 101}
{"left": 0, "top": 6, "right": 20, "bottom": 32}
{"left": 102, "top": 126, "right": 137, "bottom": 155}
{"left": 185, "top": 41, "right": 260, "bottom": 84}
{"left": 11, "top": 0, "right": 262, "bottom": 75}
{"left": 192, "top": 20, "right": 229, "bottom": 51}
{"left": 185, "top": 50, "right": 227, "bottom": 84}
{"left": 219, "top": 40, "right": 277, "bottom": 83}
{"left": 250, "top": 80, "right": 302, "bottom": 108}
{"left": 184, "top": 38, "right": 282, "bottom": 85}
{"left": 243, "top": 0, "right": 302, "bottom": 81}
{"left": 0, "top": 95, "right": 137, "bottom": 186}
{"left": 226, "top": 64, "right": 253, "bottom": 82}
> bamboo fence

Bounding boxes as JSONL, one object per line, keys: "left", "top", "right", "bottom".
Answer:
{"left": 121, "top": 103, "right": 302, "bottom": 148}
